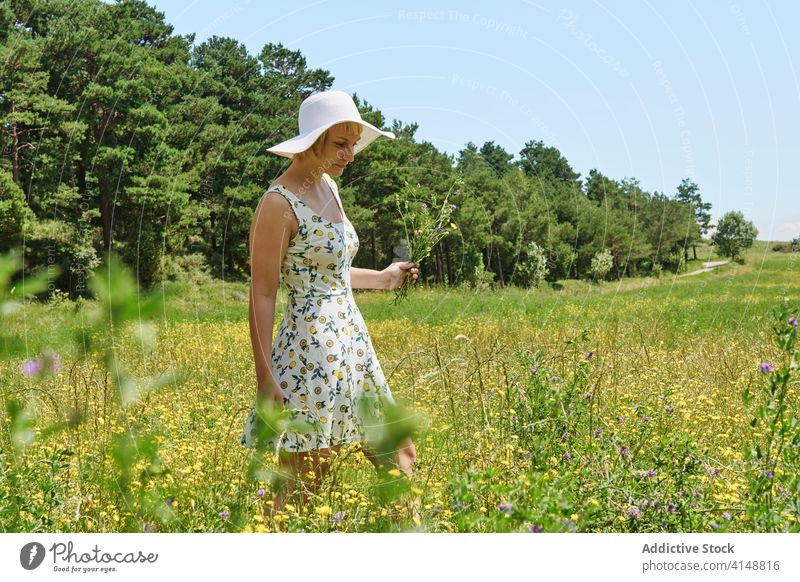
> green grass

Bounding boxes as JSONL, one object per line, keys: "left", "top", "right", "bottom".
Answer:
{"left": 19, "top": 240, "right": 797, "bottom": 335}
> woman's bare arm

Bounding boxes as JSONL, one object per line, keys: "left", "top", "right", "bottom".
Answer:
{"left": 350, "top": 263, "right": 419, "bottom": 290}
{"left": 249, "top": 191, "right": 296, "bottom": 402}
{"left": 350, "top": 267, "right": 388, "bottom": 290}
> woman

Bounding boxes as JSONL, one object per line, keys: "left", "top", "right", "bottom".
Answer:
{"left": 240, "top": 90, "right": 420, "bottom": 517}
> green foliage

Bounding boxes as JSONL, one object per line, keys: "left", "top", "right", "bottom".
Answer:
{"left": 442, "top": 342, "right": 714, "bottom": 532}
{"left": 1, "top": 248, "right": 79, "bottom": 531}
{"left": 471, "top": 261, "right": 497, "bottom": 291}
{"left": 676, "top": 178, "right": 711, "bottom": 254}
{"left": 453, "top": 243, "right": 488, "bottom": 289}
{"left": 741, "top": 298, "right": 799, "bottom": 531}
{"left": 0, "top": 247, "right": 188, "bottom": 532}
{"left": 518, "top": 139, "right": 581, "bottom": 184}
{"left": 712, "top": 211, "right": 759, "bottom": 263}
{"left": 651, "top": 262, "right": 663, "bottom": 278}
{"left": 590, "top": 248, "right": 613, "bottom": 282}
{"left": 513, "top": 241, "right": 549, "bottom": 288}
{"left": 1, "top": 247, "right": 58, "bottom": 358}
{"left": 551, "top": 240, "right": 578, "bottom": 280}
{"left": 0, "top": 170, "right": 34, "bottom": 248}
{"left": 666, "top": 249, "right": 687, "bottom": 274}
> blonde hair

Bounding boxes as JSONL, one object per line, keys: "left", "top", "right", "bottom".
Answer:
{"left": 293, "top": 121, "right": 363, "bottom": 162}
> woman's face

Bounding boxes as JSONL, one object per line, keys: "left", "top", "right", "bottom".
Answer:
{"left": 321, "top": 127, "right": 361, "bottom": 176}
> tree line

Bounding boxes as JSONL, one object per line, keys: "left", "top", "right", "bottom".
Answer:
{"left": 3, "top": 0, "right": 750, "bottom": 298}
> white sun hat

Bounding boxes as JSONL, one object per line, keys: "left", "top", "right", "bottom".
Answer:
{"left": 266, "top": 90, "right": 396, "bottom": 159}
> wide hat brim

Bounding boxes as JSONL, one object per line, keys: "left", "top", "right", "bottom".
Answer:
{"left": 266, "top": 118, "right": 395, "bottom": 159}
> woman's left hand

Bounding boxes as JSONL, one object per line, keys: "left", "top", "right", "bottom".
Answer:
{"left": 382, "top": 261, "right": 419, "bottom": 290}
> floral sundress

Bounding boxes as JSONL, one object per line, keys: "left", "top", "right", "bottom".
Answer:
{"left": 240, "top": 173, "right": 396, "bottom": 453}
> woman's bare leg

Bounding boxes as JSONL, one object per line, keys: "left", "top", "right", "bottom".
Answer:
{"left": 298, "top": 445, "right": 341, "bottom": 507}
{"left": 266, "top": 445, "right": 342, "bottom": 517}
{"left": 267, "top": 450, "right": 306, "bottom": 517}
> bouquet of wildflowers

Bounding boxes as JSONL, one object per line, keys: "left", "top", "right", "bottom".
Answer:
{"left": 391, "top": 179, "right": 462, "bottom": 305}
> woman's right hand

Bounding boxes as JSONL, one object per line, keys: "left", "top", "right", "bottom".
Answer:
{"left": 269, "top": 385, "right": 285, "bottom": 409}
{"left": 257, "top": 378, "right": 284, "bottom": 410}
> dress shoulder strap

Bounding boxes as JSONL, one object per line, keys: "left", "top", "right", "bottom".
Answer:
{"left": 264, "top": 184, "right": 300, "bottom": 207}
{"left": 262, "top": 185, "right": 305, "bottom": 224}
{"left": 322, "top": 173, "right": 346, "bottom": 219}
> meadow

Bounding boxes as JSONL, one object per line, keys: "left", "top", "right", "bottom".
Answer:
{"left": 1, "top": 241, "right": 798, "bottom": 533}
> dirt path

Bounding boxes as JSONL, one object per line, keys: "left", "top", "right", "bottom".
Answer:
{"left": 677, "top": 260, "right": 730, "bottom": 277}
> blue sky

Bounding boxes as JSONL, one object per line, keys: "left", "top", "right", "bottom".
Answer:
{"left": 149, "top": 0, "right": 799, "bottom": 241}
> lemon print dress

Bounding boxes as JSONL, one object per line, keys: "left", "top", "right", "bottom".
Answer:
{"left": 240, "top": 173, "right": 396, "bottom": 453}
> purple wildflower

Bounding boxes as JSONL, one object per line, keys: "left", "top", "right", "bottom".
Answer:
{"left": 257, "top": 488, "right": 266, "bottom": 496}
{"left": 764, "top": 470, "right": 774, "bottom": 478}
{"left": 616, "top": 415, "right": 625, "bottom": 424}
{"left": 722, "top": 512, "right": 731, "bottom": 520}
{"left": 22, "top": 351, "right": 61, "bottom": 377}
{"left": 759, "top": 363, "right": 774, "bottom": 374}
{"left": 562, "top": 451, "right": 572, "bottom": 461}
{"left": 436, "top": 227, "right": 443, "bottom": 233}
{"left": 529, "top": 524, "right": 542, "bottom": 533}
{"left": 619, "top": 446, "right": 631, "bottom": 460}
{"left": 22, "top": 359, "right": 43, "bottom": 377}
{"left": 789, "top": 316, "right": 798, "bottom": 327}
{"left": 594, "top": 427, "right": 603, "bottom": 438}
{"left": 561, "top": 432, "right": 570, "bottom": 442}
{"left": 626, "top": 506, "right": 641, "bottom": 519}
{"left": 451, "top": 203, "right": 457, "bottom": 209}
{"left": 551, "top": 375, "right": 560, "bottom": 383}
{"left": 517, "top": 395, "right": 524, "bottom": 402}
{"left": 454, "top": 189, "right": 461, "bottom": 195}
{"left": 583, "top": 392, "right": 593, "bottom": 400}
{"left": 529, "top": 366, "right": 538, "bottom": 375}
{"left": 645, "top": 469, "right": 656, "bottom": 478}
{"left": 451, "top": 500, "right": 466, "bottom": 511}
{"left": 332, "top": 511, "right": 344, "bottom": 524}
{"left": 498, "top": 501, "right": 512, "bottom": 515}
{"left": 219, "top": 509, "right": 229, "bottom": 518}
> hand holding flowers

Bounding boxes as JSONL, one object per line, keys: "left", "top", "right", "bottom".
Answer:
{"left": 390, "top": 179, "right": 462, "bottom": 305}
